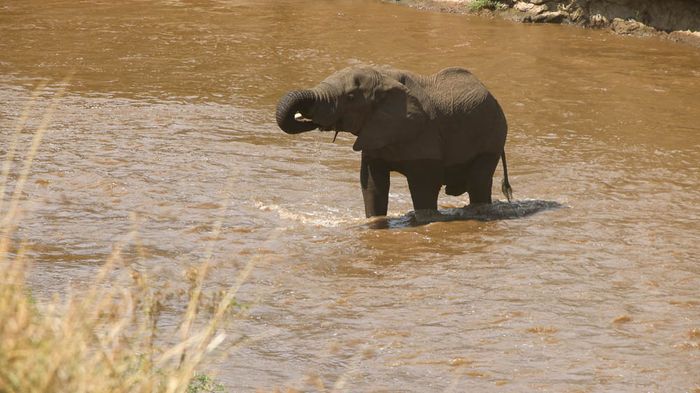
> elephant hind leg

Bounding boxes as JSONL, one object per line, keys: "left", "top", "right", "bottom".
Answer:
{"left": 444, "top": 162, "right": 470, "bottom": 196}
{"left": 465, "top": 153, "right": 500, "bottom": 204}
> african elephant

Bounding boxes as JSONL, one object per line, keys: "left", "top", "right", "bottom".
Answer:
{"left": 276, "top": 65, "right": 512, "bottom": 222}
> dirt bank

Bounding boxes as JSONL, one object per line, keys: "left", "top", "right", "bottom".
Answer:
{"left": 392, "top": 0, "right": 700, "bottom": 47}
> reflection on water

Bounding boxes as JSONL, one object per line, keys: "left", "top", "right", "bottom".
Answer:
{"left": 2, "top": 0, "right": 700, "bottom": 391}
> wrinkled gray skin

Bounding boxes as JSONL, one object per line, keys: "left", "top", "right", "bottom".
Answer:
{"left": 276, "top": 65, "right": 512, "bottom": 222}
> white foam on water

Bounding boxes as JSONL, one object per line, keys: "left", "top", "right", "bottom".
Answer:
{"left": 253, "top": 200, "right": 362, "bottom": 228}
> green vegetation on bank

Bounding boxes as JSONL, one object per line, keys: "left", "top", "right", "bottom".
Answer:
{"left": 468, "top": 0, "right": 506, "bottom": 11}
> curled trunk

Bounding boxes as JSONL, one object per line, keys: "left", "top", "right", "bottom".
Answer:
{"left": 275, "top": 90, "right": 318, "bottom": 134}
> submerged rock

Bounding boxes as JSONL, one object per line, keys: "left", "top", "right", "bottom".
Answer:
{"left": 450, "top": 199, "right": 565, "bottom": 221}
{"left": 368, "top": 199, "right": 565, "bottom": 228}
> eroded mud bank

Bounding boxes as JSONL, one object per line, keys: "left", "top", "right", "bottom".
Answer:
{"left": 393, "top": 0, "right": 700, "bottom": 47}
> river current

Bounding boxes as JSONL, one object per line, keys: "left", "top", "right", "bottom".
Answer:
{"left": 1, "top": 0, "right": 699, "bottom": 391}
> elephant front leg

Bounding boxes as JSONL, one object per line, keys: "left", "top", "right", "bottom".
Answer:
{"left": 360, "top": 156, "right": 390, "bottom": 218}
{"left": 404, "top": 160, "right": 445, "bottom": 223}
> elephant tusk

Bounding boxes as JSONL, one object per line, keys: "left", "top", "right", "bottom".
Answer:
{"left": 295, "top": 113, "right": 312, "bottom": 121}
{"left": 332, "top": 131, "right": 339, "bottom": 143}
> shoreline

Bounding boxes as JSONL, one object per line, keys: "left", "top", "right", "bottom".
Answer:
{"left": 389, "top": 0, "right": 700, "bottom": 48}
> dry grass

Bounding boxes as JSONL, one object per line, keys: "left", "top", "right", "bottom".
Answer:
{"left": 0, "top": 80, "right": 242, "bottom": 393}
{"left": 0, "top": 255, "right": 231, "bottom": 393}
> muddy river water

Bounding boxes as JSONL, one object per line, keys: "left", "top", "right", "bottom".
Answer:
{"left": 2, "top": 0, "right": 700, "bottom": 391}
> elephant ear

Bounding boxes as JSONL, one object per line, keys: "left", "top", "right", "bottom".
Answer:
{"left": 352, "top": 78, "right": 427, "bottom": 152}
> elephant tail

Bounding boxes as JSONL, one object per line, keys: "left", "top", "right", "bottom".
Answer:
{"left": 501, "top": 150, "right": 513, "bottom": 202}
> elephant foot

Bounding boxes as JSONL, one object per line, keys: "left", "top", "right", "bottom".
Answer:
{"left": 413, "top": 209, "right": 452, "bottom": 224}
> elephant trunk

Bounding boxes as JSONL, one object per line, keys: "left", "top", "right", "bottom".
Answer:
{"left": 275, "top": 90, "right": 319, "bottom": 134}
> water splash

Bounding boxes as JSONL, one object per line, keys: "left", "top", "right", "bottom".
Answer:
{"left": 253, "top": 200, "right": 361, "bottom": 228}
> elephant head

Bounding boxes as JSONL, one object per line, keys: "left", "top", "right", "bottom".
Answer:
{"left": 276, "top": 66, "right": 428, "bottom": 152}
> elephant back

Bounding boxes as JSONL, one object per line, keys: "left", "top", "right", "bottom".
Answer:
{"left": 430, "top": 68, "right": 508, "bottom": 166}
{"left": 430, "top": 68, "right": 490, "bottom": 116}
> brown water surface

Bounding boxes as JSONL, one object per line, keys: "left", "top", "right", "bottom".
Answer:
{"left": 2, "top": 0, "right": 700, "bottom": 391}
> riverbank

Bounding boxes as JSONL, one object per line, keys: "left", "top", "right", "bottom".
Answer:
{"left": 391, "top": 0, "right": 700, "bottom": 48}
